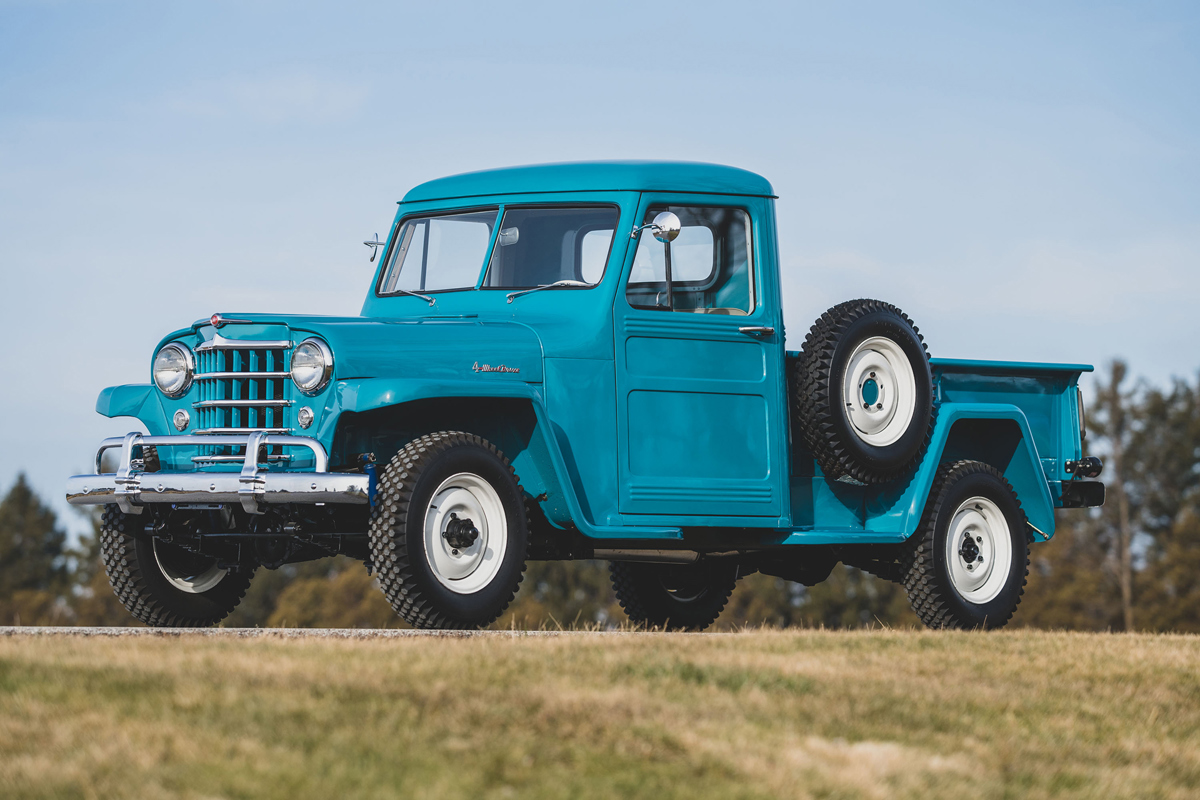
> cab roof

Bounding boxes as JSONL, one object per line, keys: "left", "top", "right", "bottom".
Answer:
{"left": 401, "top": 161, "right": 775, "bottom": 204}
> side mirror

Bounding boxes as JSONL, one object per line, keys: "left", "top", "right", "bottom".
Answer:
{"left": 630, "top": 211, "right": 683, "bottom": 243}
{"left": 650, "top": 211, "right": 682, "bottom": 243}
{"left": 498, "top": 227, "right": 520, "bottom": 246}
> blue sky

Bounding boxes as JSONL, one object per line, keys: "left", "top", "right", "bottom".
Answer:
{"left": 2, "top": 1, "right": 1198, "bottom": 537}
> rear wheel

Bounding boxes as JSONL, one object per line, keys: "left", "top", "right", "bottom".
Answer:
{"left": 610, "top": 560, "right": 739, "bottom": 631}
{"left": 99, "top": 506, "right": 253, "bottom": 627}
{"left": 369, "top": 432, "right": 529, "bottom": 629}
{"left": 901, "top": 461, "right": 1031, "bottom": 629}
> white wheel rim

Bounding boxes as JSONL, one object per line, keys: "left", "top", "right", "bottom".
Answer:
{"left": 945, "top": 496, "right": 1012, "bottom": 604}
{"left": 423, "top": 472, "right": 508, "bottom": 595}
{"left": 842, "top": 336, "right": 917, "bottom": 447}
{"left": 153, "top": 539, "right": 227, "bottom": 594}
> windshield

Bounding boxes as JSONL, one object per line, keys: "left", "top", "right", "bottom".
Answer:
{"left": 483, "top": 206, "right": 618, "bottom": 289}
{"left": 378, "top": 209, "right": 498, "bottom": 295}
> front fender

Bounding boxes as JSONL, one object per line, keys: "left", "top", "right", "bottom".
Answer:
{"left": 314, "top": 377, "right": 545, "bottom": 446}
{"left": 96, "top": 384, "right": 170, "bottom": 434}
{"left": 335, "top": 377, "right": 541, "bottom": 417}
{"left": 319, "top": 377, "right": 679, "bottom": 541}
{"left": 314, "top": 376, "right": 552, "bottom": 498}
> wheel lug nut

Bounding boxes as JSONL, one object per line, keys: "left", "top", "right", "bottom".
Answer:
{"left": 452, "top": 549, "right": 459, "bottom": 555}
{"left": 876, "top": 403, "right": 883, "bottom": 409}
{"left": 976, "top": 536, "right": 982, "bottom": 543}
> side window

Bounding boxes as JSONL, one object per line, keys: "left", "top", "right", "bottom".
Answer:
{"left": 625, "top": 206, "right": 754, "bottom": 315}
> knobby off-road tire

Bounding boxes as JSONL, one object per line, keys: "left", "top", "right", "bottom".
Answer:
{"left": 610, "top": 560, "right": 740, "bottom": 631}
{"left": 99, "top": 505, "right": 254, "bottom": 627}
{"left": 368, "top": 432, "right": 529, "bottom": 629}
{"left": 901, "top": 460, "right": 1031, "bottom": 630}
{"left": 792, "top": 299, "right": 936, "bottom": 484}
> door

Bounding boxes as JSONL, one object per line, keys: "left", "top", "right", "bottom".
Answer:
{"left": 614, "top": 197, "right": 786, "bottom": 520}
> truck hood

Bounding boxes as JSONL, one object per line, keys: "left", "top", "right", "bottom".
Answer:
{"left": 172, "top": 314, "right": 544, "bottom": 383}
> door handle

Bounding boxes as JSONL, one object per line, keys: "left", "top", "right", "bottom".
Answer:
{"left": 738, "top": 326, "right": 775, "bottom": 337}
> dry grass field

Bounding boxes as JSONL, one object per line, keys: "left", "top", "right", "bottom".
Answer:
{"left": 1, "top": 629, "right": 1197, "bottom": 799}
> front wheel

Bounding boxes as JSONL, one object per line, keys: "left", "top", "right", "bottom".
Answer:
{"left": 99, "top": 506, "right": 254, "bottom": 627}
{"left": 610, "top": 560, "right": 740, "bottom": 631}
{"left": 901, "top": 461, "right": 1030, "bottom": 629}
{"left": 369, "top": 432, "right": 529, "bottom": 629}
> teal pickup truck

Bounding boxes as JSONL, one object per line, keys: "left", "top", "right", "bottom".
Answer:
{"left": 67, "top": 161, "right": 1104, "bottom": 631}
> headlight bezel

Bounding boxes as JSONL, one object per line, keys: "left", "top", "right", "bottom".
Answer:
{"left": 153, "top": 343, "right": 195, "bottom": 398}
{"left": 290, "top": 338, "right": 334, "bottom": 395}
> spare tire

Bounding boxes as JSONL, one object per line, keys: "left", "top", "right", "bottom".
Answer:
{"left": 791, "top": 299, "right": 936, "bottom": 484}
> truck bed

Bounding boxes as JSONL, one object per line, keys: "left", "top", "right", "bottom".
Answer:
{"left": 931, "top": 357, "right": 1091, "bottom": 484}
{"left": 782, "top": 354, "right": 1091, "bottom": 544}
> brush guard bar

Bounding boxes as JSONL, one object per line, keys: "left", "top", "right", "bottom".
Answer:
{"left": 66, "top": 432, "right": 370, "bottom": 515}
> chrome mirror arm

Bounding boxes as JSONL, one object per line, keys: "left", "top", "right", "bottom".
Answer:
{"left": 629, "top": 211, "right": 682, "bottom": 243}
{"left": 630, "top": 222, "right": 660, "bottom": 240}
{"left": 363, "top": 233, "right": 386, "bottom": 262}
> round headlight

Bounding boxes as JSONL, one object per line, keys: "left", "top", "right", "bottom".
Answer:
{"left": 153, "top": 344, "right": 194, "bottom": 397}
{"left": 290, "top": 338, "right": 333, "bottom": 394}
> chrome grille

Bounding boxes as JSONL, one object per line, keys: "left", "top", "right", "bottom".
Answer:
{"left": 193, "top": 338, "right": 293, "bottom": 463}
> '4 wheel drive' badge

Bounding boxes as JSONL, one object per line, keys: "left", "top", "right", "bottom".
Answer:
{"left": 472, "top": 362, "right": 520, "bottom": 374}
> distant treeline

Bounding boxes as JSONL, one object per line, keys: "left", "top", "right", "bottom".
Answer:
{"left": 3, "top": 359, "right": 1198, "bottom": 631}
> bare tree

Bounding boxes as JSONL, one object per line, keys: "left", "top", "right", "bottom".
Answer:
{"left": 1093, "top": 361, "right": 1135, "bottom": 631}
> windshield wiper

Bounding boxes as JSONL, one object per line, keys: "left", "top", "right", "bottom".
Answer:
{"left": 506, "top": 280, "right": 590, "bottom": 304}
{"left": 391, "top": 287, "right": 435, "bottom": 304}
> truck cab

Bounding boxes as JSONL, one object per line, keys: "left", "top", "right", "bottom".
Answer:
{"left": 67, "top": 161, "right": 1104, "bottom": 631}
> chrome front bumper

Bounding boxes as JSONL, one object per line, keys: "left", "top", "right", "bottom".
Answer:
{"left": 66, "top": 432, "right": 370, "bottom": 515}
